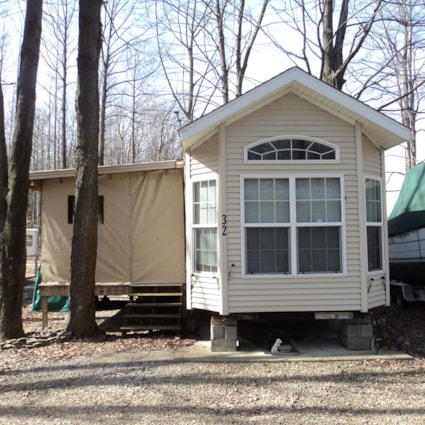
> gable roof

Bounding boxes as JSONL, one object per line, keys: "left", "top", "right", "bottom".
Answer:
{"left": 180, "top": 67, "right": 409, "bottom": 150}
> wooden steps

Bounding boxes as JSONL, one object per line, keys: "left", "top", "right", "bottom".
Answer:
{"left": 120, "top": 284, "right": 185, "bottom": 335}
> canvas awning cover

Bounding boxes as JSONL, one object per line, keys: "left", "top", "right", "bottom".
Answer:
{"left": 40, "top": 168, "right": 185, "bottom": 284}
{"left": 388, "top": 162, "right": 425, "bottom": 236}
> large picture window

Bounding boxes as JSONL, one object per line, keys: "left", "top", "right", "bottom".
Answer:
{"left": 365, "top": 178, "right": 383, "bottom": 271}
{"left": 193, "top": 180, "right": 217, "bottom": 273}
{"left": 243, "top": 176, "right": 343, "bottom": 275}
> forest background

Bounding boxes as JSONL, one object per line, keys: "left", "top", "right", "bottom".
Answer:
{"left": 1, "top": 0, "right": 424, "bottom": 219}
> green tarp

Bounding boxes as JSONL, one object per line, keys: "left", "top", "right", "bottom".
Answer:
{"left": 32, "top": 267, "right": 69, "bottom": 313}
{"left": 388, "top": 162, "right": 425, "bottom": 236}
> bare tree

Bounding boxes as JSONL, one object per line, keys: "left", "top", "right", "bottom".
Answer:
{"left": 41, "top": 0, "right": 77, "bottom": 169}
{"left": 67, "top": 0, "right": 102, "bottom": 338}
{"left": 266, "top": 0, "right": 382, "bottom": 90}
{"left": 151, "top": 0, "right": 270, "bottom": 121}
{"left": 374, "top": 0, "right": 424, "bottom": 170}
{"left": 345, "top": 0, "right": 425, "bottom": 176}
{"left": 151, "top": 0, "right": 215, "bottom": 122}
{"left": 99, "top": 0, "right": 145, "bottom": 165}
{"left": 142, "top": 105, "right": 181, "bottom": 162}
{"left": 0, "top": 0, "right": 42, "bottom": 341}
{"left": 204, "top": 0, "right": 270, "bottom": 102}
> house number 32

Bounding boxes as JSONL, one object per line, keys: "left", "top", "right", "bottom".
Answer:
{"left": 222, "top": 215, "right": 227, "bottom": 236}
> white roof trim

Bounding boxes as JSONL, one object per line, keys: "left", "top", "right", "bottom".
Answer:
{"left": 180, "top": 67, "right": 409, "bottom": 151}
{"left": 30, "top": 160, "right": 184, "bottom": 181}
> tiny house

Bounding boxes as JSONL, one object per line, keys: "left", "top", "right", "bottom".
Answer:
{"left": 180, "top": 67, "right": 409, "bottom": 318}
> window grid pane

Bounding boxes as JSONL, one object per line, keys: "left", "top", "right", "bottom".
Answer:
{"left": 365, "top": 179, "right": 382, "bottom": 223}
{"left": 195, "top": 228, "right": 217, "bottom": 272}
{"left": 193, "top": 180, "right": 217, "bottom": 273}
{"left": 244, "top": 178, "right": 289, "bottom": 224}
{"left": 296, "top": 178, "right": 341, "bottom": 223}
{"left": 247, "top": 139, "right": 336, "bottom": 161}
{"left": 365, "top": 179, "right": 383, "bottom": 271}
{"left": 297, "top": 227, "right": 341, "bottom": 273}
{"left": 367, "top": 226, "right": 382, "bottom": 271}
{"left": 193, "top": 180, "right": 217, "bottom": 225}
{"left": 246, "top": 228, "right": 289, "bottom": 274}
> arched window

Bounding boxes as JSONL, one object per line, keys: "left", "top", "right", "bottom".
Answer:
{"left": 246, "top": 137, "right": 338, "bottom": 161}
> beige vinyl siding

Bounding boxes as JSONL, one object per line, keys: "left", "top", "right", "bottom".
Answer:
{"left": 362, "top": 137, "right": 382, "bottom": 175}
{"left": 362, "top": 140, "right": 387, "bottom": 308}
{"left": 188, "top": 135, "right": 221, "bottom": 311}
{"left": 190, "top": 135, "right": 219, "bottom": 177}
{"left": 367, "top": 278, "right": 386, "bottom": 309}
{"left": 223, "top": 93, "right": 365, "bottom": 313}
{"left": 191, "top": 275, "right": 221, "bottom": 312}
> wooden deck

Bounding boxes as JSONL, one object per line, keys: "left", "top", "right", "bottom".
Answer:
{"left": 38, "top": 283, "right": 186, "bottom": 335}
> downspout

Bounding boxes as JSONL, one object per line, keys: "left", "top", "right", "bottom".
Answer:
{"left": 381, "top": 148, "right": 390, "bottom": 306}
{"left": 355, "top": 122, "right": 368, "bottom": 312}
{"left": 218, "top": 124, "right": 228, "bottom": 315}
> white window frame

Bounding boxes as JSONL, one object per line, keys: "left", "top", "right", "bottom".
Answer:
{"left": 244, "top": 135, "right": 340, "bottom": 163}
{"left": 241, "top": 173, "right": 346, "bottom": 278}
{"left": 192, "top": 178, "right": 218, "bottom": 275}
{"left": 365, "top": 176, "right": 384, "bottom": 274}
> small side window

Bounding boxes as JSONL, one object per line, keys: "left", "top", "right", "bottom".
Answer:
{"left": 365, "top": 178, "right": 382, "bottom": 271}
{"left": 68, "top": 195, "right": 104, "bottom": 224}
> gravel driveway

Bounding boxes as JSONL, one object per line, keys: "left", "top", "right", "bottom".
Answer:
{"left": 2, "top": 355, "right": 425, "bottom": 425}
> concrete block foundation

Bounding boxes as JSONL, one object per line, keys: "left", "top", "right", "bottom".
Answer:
{"left": 210, "top": 317, "right": 238, "bottom": 352}
{"left": 340, "top": 318, "right": 373, "bottom": 350}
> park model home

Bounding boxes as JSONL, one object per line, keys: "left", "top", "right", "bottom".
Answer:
{"left": 181, "top": 67, "right": 409, "bottom": 321}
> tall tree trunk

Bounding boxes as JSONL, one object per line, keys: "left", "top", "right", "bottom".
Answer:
{"left": 0, "top": 0, "right": 43, "bottom": 341}
{"left": 400, "top": 5, "right": 416, "bottom": 170}
{"left": 215, "top": 0, "right": 229, "bottom": 104}
{"left": 0, "top": 84, "right": 7, "bottom": 233}
{"left": 67, "top": 0, "right": 102, "bottom": 338}
{"left": 99, "top": 67, "right": 107, "bottom": 165}
{"left": 320, "top": 0, "right": 381, "bottom": 90}
{"left": 321, "top": 0, "right": 348, "bottom": 89}
{"left": 235, "top": 0, "right": 269, "bottom": 97}
{"left": 61, "top": 54, "right": 68, "bottom": 169}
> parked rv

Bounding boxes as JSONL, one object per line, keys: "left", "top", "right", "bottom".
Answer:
{"left": 388, "top": 163, "right": 425, "bottom": 306}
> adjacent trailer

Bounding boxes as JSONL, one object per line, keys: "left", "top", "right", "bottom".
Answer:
{"left": 388, "top": 163, "right": 425, "bottom": 306}
{"left": 30, "top": 160, "right": 186, "bottom": 332}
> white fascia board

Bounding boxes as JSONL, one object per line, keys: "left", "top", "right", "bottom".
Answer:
{"left": 180, "top": 69, "right": 299, "bottom": 145}
{"left": 180, "top": 67, "right": 409, "bottom": 150}
{"left": 295, "top": 75, "right": 409, "bottom": 144}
